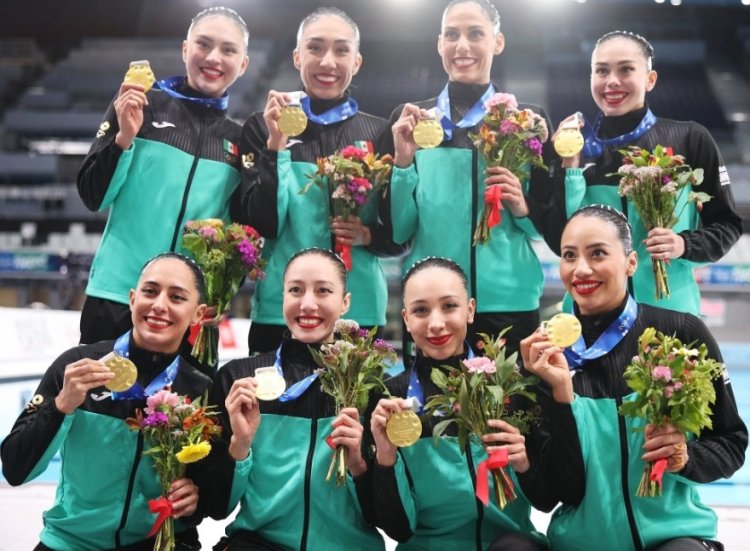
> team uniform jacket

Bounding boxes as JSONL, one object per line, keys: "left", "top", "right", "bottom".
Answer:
{"left": 381, "top": 82, "right": 561, "bottom": 317}
{"left": 77, "top": 81, "right": 243, "bottom": 307}
{"left": 0, "top": 339, "right": 211, "bottom": 551}
{"left": 546, "top": 301, "right": 747, "bottom": 551}
{"left": 555, "top": 107, "right": 742, "bottom": 315}
{"left": 368, "top": 351, "right": 583, "bottom": 551}
{"left": 196, "top": 337, "right": 384, "bottom": 550}
{"left": 232, "top": 95, "right": 400, "bottom": 328}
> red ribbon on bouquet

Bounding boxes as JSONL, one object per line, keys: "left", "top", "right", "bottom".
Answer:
{"left": 475, "top": 448, "right": 509, "bottom": 506}
{"left": 485, "top": 185, "right": 504, "bottom": 229}
{"left": 649, "top": 457, "right": 668, "bottom": 488}
{"left": 336, "top": 243, "right": 352, "bottom": 271}
{"left": 146, "top": 496, "right": 173, "bottom": 538}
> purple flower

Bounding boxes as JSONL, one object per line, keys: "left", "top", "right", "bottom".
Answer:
{"left": 238, "top": 239, "right": 258, "bottom": 266}
{"left": 499, "top": 119, "right": 519, "bottom": 135}
{"left": 652, "top": 365, "right": 672, "bottom": 382}
{"left": 525, "top": 137, "right": 543, "bottom": 156}
{"left": 142, "top": 411, "right": 170, "bottom": 427}
{"left": 373, "top": 339, "right": 394, "bottom": 354}
{"left": 357, "top": 328, "right": 370, "bottom": 338}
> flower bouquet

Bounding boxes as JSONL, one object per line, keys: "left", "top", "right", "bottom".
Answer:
{"left": 618, "top": 327, "right": 724, "bottom": 497}
{"left": 424, "top": 330, "right": 538, "bottom": 509}
{"left": 301, "top": 144, "right": 393, "bottom": 270}
{"left": 182, "top": 219, "right": 266, "bottom": 367}
{"left": 614, "top": 145, "right": 709, "bottom": 300}
{"left": 125, "top": 390, "right": 222, "bottom": 551}
{"left": 310, "top": 319, "right": 396, "bottom": 485}
{"left": 469, "top": 93, "right": 548, "bottom": 245}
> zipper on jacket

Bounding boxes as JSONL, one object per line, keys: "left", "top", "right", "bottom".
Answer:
{"left": 299, "top": 418, "right": 318, "bottom": 551}
{"left": 465, "top": 442, "right": 484, "bottom": 551}
{"left": 470, "top": 147, "right": 479, "bottom": 300}
{"left": 170, "top": 125, "right": 205, "bottom": 251}
{"left": 115, "top": 432, "right": 145, "bottom": 548}
{"left": 619, "top": 196, "right": 636, "bottom": 298}
{"left": 616, "top": 395, "right": 644, "bottom": 551}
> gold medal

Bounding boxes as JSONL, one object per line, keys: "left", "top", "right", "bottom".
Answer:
{"left": 278, "top": 105, "right": 308, "bottom": 137}
{"left": 554, "top": 127, "right": 584, "bottom": 158}
{"left": 413, "top": 118, "right": 444, "bottom": 149}
{"left": 102, "top": 353, "right": 138, "bottom": 392}
{"left": 542, "top": 313, "right": 582, "bottom": 348}
{"left": 386, "top": 410, "right": 422, "bottom": 448}
{"left": 123, "top": 60, "right": 156, "bottom": 93}
{"left": 254, "top": 367, "right": 287, "bottom": 401}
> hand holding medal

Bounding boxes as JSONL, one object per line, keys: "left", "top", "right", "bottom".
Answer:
{"left": 385, "top": 397, "right": 422, "bottom": 448}
{"left": 277, "top": 91, "right": 308, "bottom": 137}
{"left": 412, "top": 107, "right": 444, "bottom": 149}
{"left": 100, "top": 351, "right": 138, "bottom": 392}
{"left": 123, "top": 60, "right": 156, "bottom": 92}
{"left": 540, "top": 313, "right": 582, "bottom": 349}
{"left": 553, "top": 112, "right": 584, "bottom": 159}
{"left": 254, "top": 366, "right": 286, "bottom": 401}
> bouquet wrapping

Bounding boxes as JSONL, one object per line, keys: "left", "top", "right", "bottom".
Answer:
{"left": 424, "top": 330, "right": 538, "bottom": 509}
{"left": 618, "top": 327, "right": 724, "bottom": 497}
{"left": 182, "top": 219, "right": 265, "bottom": 367}
{"left": 125, "top": 390, "right": 221, "bottom": 551}
{"left": 614, "top": 145, "right": 709, "bottom": 300}
{"left": 310, "top": 319, "right": 396, "bottom": 485}
{"left": 302, "top": 144, "right": 393, "bottom": 269}
{"left": 469, "top": 93, "right": 548, "bottom": 245}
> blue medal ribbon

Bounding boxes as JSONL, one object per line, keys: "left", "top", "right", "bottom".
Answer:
{"left": 436, "top": 83, "right": 496, "bottom": 141}
{"left": 110, "top": 331, "right": 180, "bottom": 400}
{"left": 581, "top": 108, "right": 656, "bottom": 159}
{"left": 300, "top": 95, "right": 359, "bottom": 126}
{"left": 153, "top": 76, "right": 229, "bottom": 111}
{"left": 564, "top": 295, "right": 638, "bottom": 370}
{"left": 273, "top": 344, "right": 320, "bottom": 402}
{"left": 407, "top": 344, "right": 475, "bottom": 413}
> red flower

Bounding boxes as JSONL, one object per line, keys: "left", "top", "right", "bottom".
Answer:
{"left": 340, "top": 145, "right": 366, "bottom": 160}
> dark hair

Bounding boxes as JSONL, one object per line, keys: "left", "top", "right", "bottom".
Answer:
{"left": 296, "top": 7, "right": 360, "bottom": 51}
{"left": 140, "top": 252, "right": 206, "bottom": 301}
{"left": 442, "top": 0, "right": 501, "bottom": 34}
{"left": 595, "top": 30, "right": 654, "bottom": 70}
{"left": 189, "top": 6, "right": 249, "bottom": 50}
{"left": 568, "top": 205, "right": 633, "bottom": 254}
{"left": 283, "top": 248, "right": 348, "bottom": 291}
{"left": 402, "top": 256, "right": 468, "bottom": 300}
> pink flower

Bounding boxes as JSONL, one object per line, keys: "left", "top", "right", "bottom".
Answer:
{"left": 652, "top": 365, "right": 672, "bottom": 382}
{"left": 340, "top": 145, "right": 366, "bottom": 160}
{"left": 146, "top": 390, "right": 180, "bottom": 414}
{"left": 463, "top": 356, "right": 497, "bottom": 374}
{"left": 673, "top": 381, "right": 683, "bottom": 390}
{"left": 485, "top": 92, "right": 518, "bottom": 110}
{"left": 664, "top": 387, "right": 674, "bottom": 399}
{"left": 198, "top": 226, "right": 217, "bottom": 239}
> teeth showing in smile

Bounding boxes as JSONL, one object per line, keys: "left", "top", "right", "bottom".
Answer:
{"left": 298, "top": 317, "right": 322, "bottom": 328}
{"left": 202, "top": 68, "right": 222, "bottom": 77}
{"left": 454, "top": 58, "right": 475, "bottom": 67}
{"left": 316, "top": 74, "right": 337, "bottom": 83}
{"left": 575, "top": 283, "right": 600, "bottom": 291}
{"left": 605, "top": 93, "right": 626, "bottom": 101}
{"left": 146, "top": 317, "right": 170, "bottom": 327}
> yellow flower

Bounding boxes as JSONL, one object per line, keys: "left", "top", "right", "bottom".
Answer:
{"left": 176, "top": 441, "right": 212, "bottom": 464}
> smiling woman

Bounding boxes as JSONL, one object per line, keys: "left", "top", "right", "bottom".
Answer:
{"left": 231, "top": 6, "right": 404, "bottom": 356}
{"left": 76, "top": 7, "right": 249, "bottom": 364}
{"left": 0, "top": 252, "right": 212, "bottom": 551}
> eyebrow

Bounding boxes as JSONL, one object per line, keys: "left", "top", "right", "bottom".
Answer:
{"left": 407, "top": 294, "right": 461, "bottom": 304}
{"left": 142, "top": 280, "right": 191, "bottom": 294}
{"left": 305, "top": 37, "right": 353, "bottom": 45}
{"left": 286, "top": 279, "right": 336, "bottom": 286}
{"left": 194, "top": 33, "right": 242, "bottom": 48}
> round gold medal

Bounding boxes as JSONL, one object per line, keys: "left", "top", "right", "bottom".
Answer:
{"left": 386, "top": 410, "right": 422, "bottom": 448}
{"left": 278, "top": 105, "right": 308, "bottom": 137}
{"left": 254, "top": 367, "right": 287, "bottom": 401}
{"left": 413, "top": 118, "right": 444, "bottom": 149}
{"left": 123, "top": 60, "right": 156, "bottom": 93}
{"left": 554, "top": 128, "right": 584, "bottom": 158}
{"left": 543, "top": 313, "right": 582, "bottom": 348}
{"left": 104, "top": 354, "right": 138, "bottom": 392}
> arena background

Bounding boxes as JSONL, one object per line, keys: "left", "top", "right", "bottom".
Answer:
{"left": 1, "top": 0, "right": 749, "bottom": 549}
